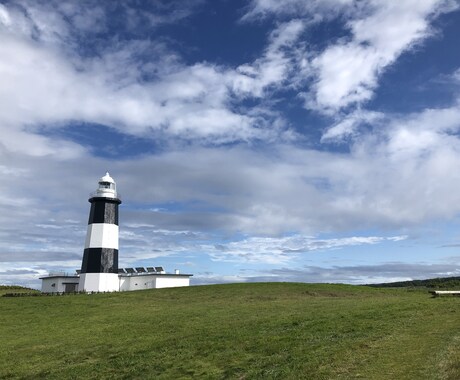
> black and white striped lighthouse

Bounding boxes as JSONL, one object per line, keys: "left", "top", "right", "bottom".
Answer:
{"left": 79, "top": 172, "right": 121, "bottom": 292}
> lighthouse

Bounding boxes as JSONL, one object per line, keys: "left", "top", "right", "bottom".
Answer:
{"left": 39, "top": 172, "right": 193, "bottom": 293}
{"left": 79, "top": 172, "right": 121, "bottom": 292}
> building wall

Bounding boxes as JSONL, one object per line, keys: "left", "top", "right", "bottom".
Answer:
{"left": 119, "top": 274, "right": 190, "bottom": 291}
{"left": 119, "top": 275, "right": 144, "bottom": 291}
{"left": 80, "top": 273, "right": 119, "bottom": 292}
{"left": 155, "top": 276, "right": 190, "bottom": 288}
{"left": 41, "top": 276, "right": 79, "bottom": 293}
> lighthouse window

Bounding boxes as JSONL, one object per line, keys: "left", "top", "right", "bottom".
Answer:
{"left": 99, "top": 181, "right": 111, "bottom": 188}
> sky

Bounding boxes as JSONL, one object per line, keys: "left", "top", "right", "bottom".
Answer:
{"left": 1, "top": 0, "right": 460, "bottom": 289}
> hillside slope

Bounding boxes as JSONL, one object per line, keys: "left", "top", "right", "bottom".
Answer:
{"left": 1, "top": 283, "right": 459, "bottom": 379}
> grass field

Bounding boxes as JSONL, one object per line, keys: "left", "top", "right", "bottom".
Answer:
{"left": 1, "top": 283, "right": 459, "bottom": 379}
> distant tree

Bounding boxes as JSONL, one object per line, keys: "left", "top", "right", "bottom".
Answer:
{"left": 367, "top": 277, "right": 460, "bottom": 289}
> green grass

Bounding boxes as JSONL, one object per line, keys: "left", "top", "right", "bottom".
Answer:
{"left": 1, "top": 283, "right": 459, "bottom": 379}
{"left": 0, "top": 285, "right": 39, "bottom": 296}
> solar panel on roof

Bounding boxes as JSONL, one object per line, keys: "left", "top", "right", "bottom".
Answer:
{"left": 136, "top": 267, "right": 146, "bottom": 273}
{"left": 125, "top": 268, "right": 135, "bottom": 274}
{"left": 146, "top": 267, "right": 155, "bottom": 272}
{"left": 155, "top": 266, "right": 164, "bottom": 272}
{"left": 118, "top": 268, "right": 126, "bottom": 274}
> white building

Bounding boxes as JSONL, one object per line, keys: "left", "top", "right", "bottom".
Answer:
{"left": 40, "top": 173, "right": 192, "bottom": 293}
{"left": 40, "top": 272, "right": 80, "bottom": 293}
{"left": 119, "top": 268, "right": 191, "bottom": 291}
{"left": 40, "top": 268, "right": 192, "bottom": 293}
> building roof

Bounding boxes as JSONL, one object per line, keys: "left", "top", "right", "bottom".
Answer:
{"left": 39, "top": 275, "right": 80, "bottom": 280}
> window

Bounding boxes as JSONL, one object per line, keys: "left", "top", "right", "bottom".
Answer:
{"left": 99, "top": 181, "right": 111, "bottom": 189}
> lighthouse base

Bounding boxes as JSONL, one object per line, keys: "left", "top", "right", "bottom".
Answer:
{"left": 79, "top": 273, "right": 119, "bottom": 293}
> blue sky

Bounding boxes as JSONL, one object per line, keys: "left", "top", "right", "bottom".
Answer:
{"left": 1, "top": 0, "right": 460, "bottom": 288}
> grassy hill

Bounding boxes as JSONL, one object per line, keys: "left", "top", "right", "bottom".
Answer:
{"left": 0, "top": 285, "right": 39, "bottom": 296}
{"left": 1, "top": 283, "right": 459, "bottom": 379}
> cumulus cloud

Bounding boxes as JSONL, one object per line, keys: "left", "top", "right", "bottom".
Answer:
{"left": 0, "top": 0, "right": 456, "bottom": 156}
{"left": 6, "top": 111, "right": 460, "bottom": 247}
{"left": 321, "top": 109, "right": 384, "bottom": 141}
{"left": 0, "top": 0, "right": 301, "bottom": 156}
{"left": 308, "top": 0, "right": 458, "bottom": 112}
{"left": 453, "top": 68, "right": 460, "bottom": 82}
{"left": 232, "top": 19, "right": 305, "bottom": 97}
{"left": 3, "top": 92, "right": 460, "bottom": 262}
{"left": 0, "top": 33, "right": 255, "bottom": 149}
{"left": 244, "top": 0, "right": 458, "bottom": 113}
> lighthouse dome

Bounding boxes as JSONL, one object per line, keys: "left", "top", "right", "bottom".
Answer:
{"left": 100, "top": 172, "right": 115, "bottom": 184}
{"left": 91, "top": 172, "right": 118, "bottom": 199}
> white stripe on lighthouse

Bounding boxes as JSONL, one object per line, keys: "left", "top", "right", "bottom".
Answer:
{"left": 85, "top": 223, "right": 119, "bottom": 249}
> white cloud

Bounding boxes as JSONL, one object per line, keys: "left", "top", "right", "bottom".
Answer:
{"left": 321, "top": 109, "right": 383, "bottom": 141}
{"left": 232, "top": 19, "right": 305, "bottom": 97}
{"left": 192, "top": 274, "right": 249, "bottom": 285}
{"left": 262, "top": 261, "right": 460, "bottom": 284}
{"left": 307, "top": 0, "right": 457, "bottom": 112}
{"left": 204, "top": 235, "right": 407, "bottom": 264}
{"left": 385, "top": 105, "right": 460, "bottom": 158}
{"left": 453, "top": 68, "right": 460, "bottom": 82}
{"left": 1, "top": 0, "right": 456, "bottom": 157}
{"left": 244, "top": 0, "right": 458, "bottom": 113}
{"left": 0, "top": 266, "right": 49, "bottom": 288}
{"left": 242, "top": 0, "right": 355, "bottom": 22}
{"left": 0, "top": 1, "right": 299, "bottom": 156}
{"left": 0, "top": 4, "right": 11, "bottom": 26}
{"left": 2, "top": 95, "right": 460, "bottom": 251}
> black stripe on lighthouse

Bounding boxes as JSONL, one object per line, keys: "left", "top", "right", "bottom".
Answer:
{"left": 88, "top": 197, "right": 119, "bottom": 225}
{"left": 81, "top": 197, "right": 121, "bottom": 274}
{"left": 81, "top": 248, "right": 119, "bottom": 273}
